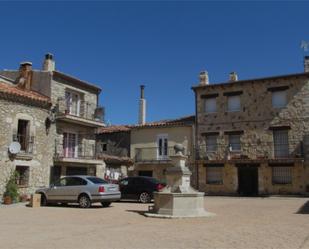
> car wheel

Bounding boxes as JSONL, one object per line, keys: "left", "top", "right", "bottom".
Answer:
{"left": 78, "top": 195, "right": 91, "bottom": 208}
{"left": 101, "top": 202, "right": 111, "bottom": 207}
{"left": 139, "top": 192, "right": 151, "bottom": 203}
{"left": 40, "top": 194, "right": 48, "bottom": 206}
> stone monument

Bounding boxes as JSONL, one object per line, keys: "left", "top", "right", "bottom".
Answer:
{"left": 145, "top": 144, "right": 215, "bottom": 218}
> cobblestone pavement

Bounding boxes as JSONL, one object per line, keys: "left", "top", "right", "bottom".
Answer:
{"left": 0, "top": 197, "right": 308, "bottom": 249}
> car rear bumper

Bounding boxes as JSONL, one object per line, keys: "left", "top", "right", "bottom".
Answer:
{"left": 91, "top": 192, "right": 121, "bottom": 202}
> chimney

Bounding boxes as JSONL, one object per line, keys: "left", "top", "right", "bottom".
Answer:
{"left": 17, "top": 62, "right": 33, "bottom": 90}
{"left": 229, "top": 72, "right": 238, "bottom": 82}
{"left": 138, "top": 85, "right": 146, "bottom": 125}
{"left": 43, "top": 53, "right": 55, "bottom": 71}
{"left": 199, "top": 71, "right": 209, "bottom": 85}
{"left": 305, "top": 56, "right": 309, "bottom": 73}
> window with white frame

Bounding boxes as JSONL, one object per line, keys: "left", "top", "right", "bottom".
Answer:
{"left": 206, "top": 166, "right": 223, "bottom": 184}
{"left": 227, "top": 95, "right": 241, "bottom": 112}
{"left": 229, "top": 134, "right": 241, "bottom": 151}
{"left": 65, "top": 90, "right": 81, "bottom": 116}
{"left": 157, "top": 134, "right": 168, "bottom": 159}
{"left": 272, "top": 90, "right": 287, "bottom": 108}
{"left": 204, "top": 97, "right": 217, "bottom": 113}
{"left": 272, "top": 167, "right": 292, "bottom": 184}
{"left": 205, "top": 134, "right": 218, "bottom": 152}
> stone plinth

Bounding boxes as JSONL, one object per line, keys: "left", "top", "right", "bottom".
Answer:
{"left": 145, "top": 144, "right": 215, "bottom": 218}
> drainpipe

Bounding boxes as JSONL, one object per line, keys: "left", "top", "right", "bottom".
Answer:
{"left": 194, "top": 89, "right": 199, "bottom": 190}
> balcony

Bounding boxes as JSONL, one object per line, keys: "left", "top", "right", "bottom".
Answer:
{"left": 55, "top": 98, "right": 105, "bottom": 127}
{"left": 135, "top": 146, "right": 187, "bottom": 163}
{"left": 195, "top": 141, "right": 304, "bottom": 162}
{"left": 54, "top": 143, "right": 102, "bottom": 164}
{"left": 12, "top": 134, "right": 34, "bottom": 159}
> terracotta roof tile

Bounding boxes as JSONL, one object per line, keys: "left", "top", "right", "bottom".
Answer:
{"left": 97, "top": 125, "right": 131, "bottom": 134}
{"left": 97, "top": 154, "right": 133, "bottom": 165}
{"left": 0, "top": 82, "right": 51, "bottom": 106}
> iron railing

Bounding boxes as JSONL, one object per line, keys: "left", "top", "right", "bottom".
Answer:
{"left": 56, "top": 97, "right": 105, "bottom": 122}
{"left": 195, "top": 140, "right": 304, "bottom": 161}
{"left": 54, "top": 143, "right": 98, "bottom": 160}
{"left": 135, "top": 146, "right": 187, "bottom": 162}
{"left": 12, "top": 134, "right": 34, "bottom": 154}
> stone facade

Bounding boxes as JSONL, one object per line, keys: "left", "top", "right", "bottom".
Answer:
{"left": 0, "top": 97, "right": 54, "bottom": 196}
{"left": 193, "top": 72, "right": 309, "bottom": 195}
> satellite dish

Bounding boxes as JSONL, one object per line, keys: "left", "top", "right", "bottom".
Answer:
{"left": 9, "top": 142, "right": 21, "bottom": 154}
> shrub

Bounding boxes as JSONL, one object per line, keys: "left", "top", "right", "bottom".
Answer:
{"left": 3, "top": 171, "right": 19, "bottom": 202}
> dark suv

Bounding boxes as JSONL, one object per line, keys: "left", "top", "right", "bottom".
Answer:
{"left": 119, "top": 176, "right": 165, "bottom": 203}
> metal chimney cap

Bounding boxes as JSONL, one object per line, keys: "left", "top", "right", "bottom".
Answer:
{"left": 45, "top": 53, "right": 54, "bottom": 60}
{"left": 20, "top": 61, "right": 32, "bottom": 66}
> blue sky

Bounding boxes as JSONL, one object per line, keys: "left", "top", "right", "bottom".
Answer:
{"left": 0, "top": 1, "right": 308, "bottom": 125}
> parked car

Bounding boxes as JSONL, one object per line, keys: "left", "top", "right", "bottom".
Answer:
{"left": 36, "top": 175, "right": 121, "bottom": 208}
{"left": 119, "top": 176, "right": 165, "bottom": 203}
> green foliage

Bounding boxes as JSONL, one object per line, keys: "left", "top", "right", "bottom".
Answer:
{"left": 3, "top": 171, "right": 19, "bottom": 202}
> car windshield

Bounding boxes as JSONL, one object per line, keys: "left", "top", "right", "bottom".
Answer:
{"left": 87, "top": 177, "right": 108, "bottom": 184}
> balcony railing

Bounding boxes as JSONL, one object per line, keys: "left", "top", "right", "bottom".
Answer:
{"left": 56, "top": 98, "right": 105, "bottom": 122}
{"left": 135, "top": 146, "right": 187, "bottom": 162}
{"left": 54, "top": 143, "right": 98, "bottom": 160}
{"left": 195, "top": 141, "right": 304, "bottom": 161}
{"left": 12, "top": 134, "right": 34, "bottom": 154}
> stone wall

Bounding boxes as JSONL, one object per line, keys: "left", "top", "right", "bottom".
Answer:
{"left": 194, "top": 74, "right": 309, "bottom": 194}
{"left": 0, "top": 98, "right": 55, "bottom": 196}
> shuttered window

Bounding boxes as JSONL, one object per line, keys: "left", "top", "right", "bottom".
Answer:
{"left": 204, "top": 98, "right": 217, "bottom": 113}
{"left": 206, "top": 167, "right": 223, "bottom": 184}
{"left": 205, "top": 135, "right": 218, "bottom": 152}
{"left": 272, "top": 90, "right": 287, "bottom": 108}
{"left": 272, "top": 167, "right": 292, "bottom": 184}
{"left": 273, "top": 130, "right": 289, "bottom": 158}
{"left": 229, "top": 134, "right": 241, "bottom": 151}
{"left": 227, "top": 95, "right": 241, "bottom": 112}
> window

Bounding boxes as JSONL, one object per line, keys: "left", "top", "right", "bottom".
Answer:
{"left": 157, "top": 134, "right": 168, "bottom": 159}
{"left": 204, "top": 97, "right": 217, "bottom": 113}
{"left": 63, "top": 133, "right": 78, "bottom": 158}
{"left": 272, "top": 167, "right": 292, "bottom": 184}
{"left": 15, "top": 166, "right": 30, "bottom": 186}
{"left": 66, "top": 177, "right": 88, "bottom": 186}
{"left": 87, "top": 177, "right": 108, "bottom": 184}
{"left": 206, "top": 167, "right": 223, "bottom": 184}
{"left": 273, "top": 130, "right": 289, "bottom": 158}
{"left": 65, "top": 91, "right": 81, "bottom": 116}
{"left": 229, "top": 134, "right": 241, "bottom": 151}
{"left": 272, "top": 90, "right": 287, "bottom": 108}
{"left": 102, "top": 143, "right": 107, "bottom": 152}
{"left": 17, "top": 119, "right": 29, "bottom": 151}
{"left": 227, "top": 95, "right": 241, "bottom": 112}
{"left": 205, "top": 135, "right": 218, "bottom": 152}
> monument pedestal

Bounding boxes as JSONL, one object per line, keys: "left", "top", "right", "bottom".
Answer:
{"left": 145, "top": 144, "right": 215, "bottom": 219}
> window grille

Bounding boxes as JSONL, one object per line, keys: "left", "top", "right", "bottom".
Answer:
{"left": 15, "top": 166, "right": 30, "bottom": 186}
{"left": 206, "top": 167, "right": 223, "bottom": 184}
{"left": 205, "top": 135, "right": 218, "bottom": 152}
{"left": 272, "top": 167, "right": 292, "bottom": 184}
{"left": 227, "top": 95, "right": 241, "bottom": 112}
{"left": 229, "top": 134, "right": 241, "bottom": 151}
{"left": 273, "top": 130, "right": 289, "bottom": 158}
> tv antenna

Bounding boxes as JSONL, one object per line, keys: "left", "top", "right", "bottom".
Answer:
{"left": 301, "top": 40, "right": 309, "bottom": 52}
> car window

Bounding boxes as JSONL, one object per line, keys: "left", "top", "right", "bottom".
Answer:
{"left": 120, "top": 179, "right": 129, "bottom": 186}
{"left": 70, "top": 177, "right": 88, "bottom": 186}
{"left": 87, "top": 177, "right": 108, "bottom": 184}
{"left": 55, "top": 178, "right": 66, "bottom": 187}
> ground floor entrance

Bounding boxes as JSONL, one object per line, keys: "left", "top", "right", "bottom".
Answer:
{"left": 66, "top": 166, "right": 88, "bottom": 176}
{"left": 237, "top": 166, "right": 259, "bottom": 196}
{"left": 138, "top": 170, "right": 153, "bottom": 177}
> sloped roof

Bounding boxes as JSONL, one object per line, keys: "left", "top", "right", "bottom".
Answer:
{"left": 0, "top": 81, "right": 51, "bottom": 108}
{"left": 97, "top": 154, "right": 133, "bottom": 165}
{"left": 97, "top": 115, "right": 195, "bottom": 134}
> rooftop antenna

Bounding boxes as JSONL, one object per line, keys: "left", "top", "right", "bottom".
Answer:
{"left": 301, "top": 40, "right": 309, "bottom": 52}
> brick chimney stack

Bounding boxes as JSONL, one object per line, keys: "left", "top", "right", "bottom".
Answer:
{"left": 229, "top": 72, "right": 238, "bottom": 82}
{"left": 43, "top": 53, "right": 55, "bottom": 72}
{"left": 199, "top": 71, "right": 209, "bottom": 85}
{"left": 17, "top": 62, "right": 33, "bottom": 90}
{"left": 305, "top": 56, "right": 309, "bottom": 73}
{"left": 138, "top": 85, "right": 146, "bottom": 125}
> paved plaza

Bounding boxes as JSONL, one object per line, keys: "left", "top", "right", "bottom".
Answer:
{"left": 0, "top": 197, "right": 309, "bottom": 249}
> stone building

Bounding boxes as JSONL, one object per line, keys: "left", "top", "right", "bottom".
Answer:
{"left": 0, "top": 74, "right": 53, "bottom": 197}
{"left": 192, "top": 57, "right": 309, "bottom": 195}
{"left": 0, "top": 54, "right": 105, "bottom": 187}
{"left": 96, "top": 125, "right": 133, "bottom": 181}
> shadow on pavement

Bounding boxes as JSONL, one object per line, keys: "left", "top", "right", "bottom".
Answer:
{"left": 296, "top": 201, "right": 309, "bottom": 214}
{"left": 126, "top": 209, "right": 148, "bottom": 216}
